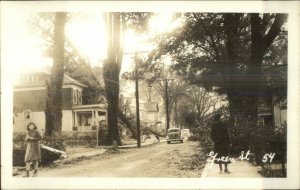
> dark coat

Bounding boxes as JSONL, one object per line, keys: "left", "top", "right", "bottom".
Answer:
{"left": 211, "top": 121, "right": 231, "bottom": 163}
{"left": 24, "top": 129, "right": 42, "bottom": 162}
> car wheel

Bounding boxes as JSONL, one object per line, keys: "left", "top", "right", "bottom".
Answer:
{"left": 167, "top": 141, "right": 171, "bottom": 144}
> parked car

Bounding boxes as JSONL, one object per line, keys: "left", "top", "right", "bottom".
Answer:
{"left": 166, "top": 128, "right": 183, "bottom": 144}
{"left": 181, "top": 129, "right": 191, "bottom": 140}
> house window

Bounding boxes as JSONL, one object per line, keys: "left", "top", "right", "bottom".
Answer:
{"left": 76, "top": 89, "right": 79, "bottom": 104}
{"left": 24, "top": 110, "right": 31, "bottom": 119}
{"left": 76, "top": 90, "right": 79, "bottom": 104}
{"left": 73, "top": 89, "right": 77, "bottom": 104}
{"left": 78, "top": 90, "right": 82, "bottom": 104}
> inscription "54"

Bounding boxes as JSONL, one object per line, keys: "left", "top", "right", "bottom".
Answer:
{"left": 262, "top": 153, "right": 276, "bottom": 163}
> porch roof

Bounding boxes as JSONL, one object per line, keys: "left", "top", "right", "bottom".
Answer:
{"left": 73, "top": 104, "right": 106, "bottom": 111}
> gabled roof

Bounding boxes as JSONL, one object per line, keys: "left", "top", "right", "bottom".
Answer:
{"left": 14, "top": 71, "right": 87, "bottom": 89}
{"left": 63, "top": 74, "right": 87, "bottom": 88}
{"left": 128, "top": 100, "right": 159, "bottom": 112}
{"left": 143, "top": 102, "right": 159, "bottom": 112}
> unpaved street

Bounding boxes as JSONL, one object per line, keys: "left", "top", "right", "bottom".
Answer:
{"left": 36, "top": 141, "right": 204, "bottom": 177}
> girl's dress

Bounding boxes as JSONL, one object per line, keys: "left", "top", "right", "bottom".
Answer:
{"left": 24, "top": 129, "right": 42, "bottom": 162}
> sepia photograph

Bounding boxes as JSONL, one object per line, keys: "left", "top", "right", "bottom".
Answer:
{"left": 1, "top": 1, "right": 299, "bottom": 189}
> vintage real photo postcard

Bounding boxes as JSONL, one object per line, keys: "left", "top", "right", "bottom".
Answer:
{"left": 1, "top": 1, "right": 300, "bottom": 189}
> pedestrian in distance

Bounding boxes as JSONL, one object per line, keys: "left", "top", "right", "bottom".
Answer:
{"left": 23, "top": 122, "right": 42, "bottom": 177}
{"left": 210, "top": 113, "right": 232, "bottom": 174}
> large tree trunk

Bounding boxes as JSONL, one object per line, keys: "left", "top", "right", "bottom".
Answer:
{"left": 223, "top": 14, "right": 244, "bottom": 123}
{"left": 104, "top": 70, "right": 121, "bottom": 145}
{"left": 248, "top": 13, "right": 287, "bottom": 122}
{"left": 45, "top": 12, "right": 66, "bottom": 137}
{"left": 222, "top": 13, "right": 286, "bottom": 124}
{"left": 103, "top": 13, "right": 123, "bottom": 145}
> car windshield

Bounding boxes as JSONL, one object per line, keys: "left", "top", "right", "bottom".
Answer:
{"left": 168, "top": 129, "right": 179, "bottom": 133}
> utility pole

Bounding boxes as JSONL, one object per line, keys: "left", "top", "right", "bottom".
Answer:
{"left": 174, "top": 98, "right": 178, "bottom": 129}
{"left": 165, "top": 79, "right": 170, "bottom": 130}
{"left": 123, "top": 51, "right": 148, "bottom": 148}
{"left": 134, "top": 52, "right": 141, "bottom": 148}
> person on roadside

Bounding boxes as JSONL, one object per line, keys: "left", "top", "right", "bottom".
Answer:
{"left": 210, "top": 113, "right": 231, "bottom": 174}
{"left": 23, "top": 122, "right": 42, "bottom": 177}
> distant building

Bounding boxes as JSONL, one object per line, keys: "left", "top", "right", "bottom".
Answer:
{"left": 257, "top": 98, "right": 287, "bottom": 127}
{"left": 140, "top": 102, "right": 161, "bottom": 125}
{"left": 123, "top": 96, "right": 164, "bottom": 132}
{"left": 257, "top": 64, "right": 287, "bottom": 127}
{"left": 13, "top": 71, "right": 107, "bottom": 136}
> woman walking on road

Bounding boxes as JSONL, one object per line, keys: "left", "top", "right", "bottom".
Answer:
{"left": 210, "top": 113, "right": 231, "bottom": 174}
{"left": 23, "top": 122, "right": 42, "bottom": 177}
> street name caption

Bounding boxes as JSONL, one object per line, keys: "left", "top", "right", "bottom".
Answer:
{"left": 208, "top": 150, "right": 275, "bottom": 164}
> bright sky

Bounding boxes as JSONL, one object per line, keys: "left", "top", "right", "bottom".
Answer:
{"left": 4, "top": 12, "right": 183, "bottom": 84}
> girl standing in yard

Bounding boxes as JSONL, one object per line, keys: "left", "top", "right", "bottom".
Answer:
{"left": 23, "top": 122, "right": 42, "bottom": 177}
{"left": 211, "top": 113, "right": 232, "bottom": 174}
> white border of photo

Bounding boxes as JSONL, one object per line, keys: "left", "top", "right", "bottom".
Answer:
{"left": 1, "top": 1, "right": 299, "bottom": 189}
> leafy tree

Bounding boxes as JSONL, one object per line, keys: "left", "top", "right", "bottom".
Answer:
{"left": 65, "top": 61, "right": 104, "bottom": 104}
{"left": 31, "top": 13, "right": 105, "bottom": 139}
{"left": 186, "top": 85, "right": 222, "bottom": 125}
{"left": 103, "top": 13, "right": 152, "bottom": 145}
{"left": 103, "top": 13, "right": 123, "bottom": 145}
{"left": 175, "top": 85, "right": 223, "bottom": 131}
{"left": 31, "top": 13, "right": 105, "bottom": 105}
{"left": 148, "top": 13, "right": 287, "bottom": 123}
{"left": 45, "top": 12, "right": 67, "bottom": 136}
{"left": 176, "top": 101, "right": 197, "bottom": 129}
{"left": 153, "top": 76, "right": 187, "bottom": 130}
{"left": 125, "top": 54, "right": 189, "bottom": 130}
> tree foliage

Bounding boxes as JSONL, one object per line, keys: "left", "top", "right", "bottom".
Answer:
{"left": 30, "top": 13, "right": 105, "bottom": 104}
{"left": 65, "top": 61, "right": 104, "bottom": 104}
{"left": 148, "top": 13, "right": 287, "bottom": 122}
{"left": 103, "top": 13, "right": 152, "bottom": 145}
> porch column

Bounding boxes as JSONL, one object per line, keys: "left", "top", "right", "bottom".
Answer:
{"left": 74, "top": 111, "right": 77, "bottom": 127}
{"left": 92, "top": 110, "right": 95, "bottom": 126}
{"left": 95, "top": 110, "right": 99, "bottom": 126}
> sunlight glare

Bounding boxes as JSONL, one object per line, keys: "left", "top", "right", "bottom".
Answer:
{"left": 65, "top": 13, "right": 107, "bottom": 67}
{"left": 123, "top": 29, "right": 151, "bottom": 53}
{"left": 148, "top": 12, "right": 183, "bottom": 34}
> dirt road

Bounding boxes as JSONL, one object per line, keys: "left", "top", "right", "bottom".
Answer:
{"left": 36, "top": 141, "right": 204, "bottom": 177}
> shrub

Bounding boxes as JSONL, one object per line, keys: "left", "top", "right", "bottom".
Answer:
{"left": 193, "top": 127, "right": 213, "bottom": 154}
{"left": 13, "top": 133, "right": 26, "bottom": 149}
{"left": 42, "top": 134, "right": 66, "bottom": 151}
{"left": 230, "top": 122, "right": 287, "bottom": 177}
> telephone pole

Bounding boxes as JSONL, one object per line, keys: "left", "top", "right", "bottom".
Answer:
{"left": 165, "top": 79, "right": 170, "bottom": 130}
{"left": 123, "top": 51, "right": 148, "bottom": 148}
{"left": 134, "top": 52, "right": 141, "bottom": 148}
